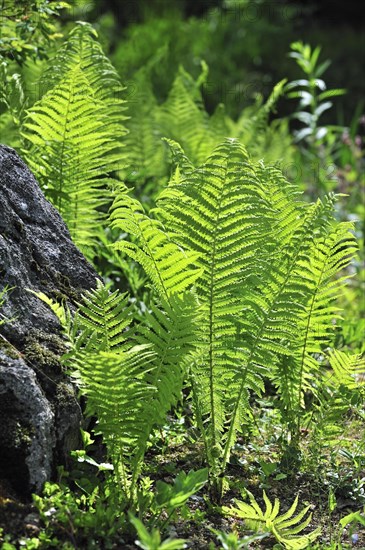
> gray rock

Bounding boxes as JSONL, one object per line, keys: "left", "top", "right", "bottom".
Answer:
{"left": 0, "top": 352, "right": 54, "bottom": 493}
{"left": 0, "top": 145, "right": 99, "bottom": 496}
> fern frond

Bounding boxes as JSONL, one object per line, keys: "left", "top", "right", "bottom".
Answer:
{"left": 74, "top": 348, "right": 156, "bottom": 497}
{"left": 222, "top": 187, "right": 320, "bottom": 465}
{"left": 136, "top": 292, "right": 200, "bottom": 424}
{"left": 110, "top": 191, "right": 202, "bottom": 300}
{"left": 155, "top": 138, "right": 358, "bottom": 472}
{"left": 119, "top": 291, "right": 202, "bottom": 491}
{"left": 293, "top": 221, "right": 358, "bottom": 414}
{"left": 22, "top": 65, "right": 125, "bottom": 257}
{"left": 75, "top": 279, "right": 135, "bottom": 353}
{"left": 38, "top": 22, "right": 127, "bottom": 140}
{"left": 328, "top": 349, "right": 365, "bottom": 390}
{"left": 231, "top": 79, "right": 288, "bottom": 160}
{"left": 223, "top": 491, "right": 321, "bottom": 549}
{"left": 157, "top": 64, "right": 223, "bottom": 164}
{"left": 122, "top": 67, "right": 167, "bottom": 184}
{"left": 157, "top": 138, "right": 275, "bottom": 475}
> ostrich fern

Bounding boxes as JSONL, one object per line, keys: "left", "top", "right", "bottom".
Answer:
{"left": 35, "top": 277, "right": 200, "bottom": 503}
{"left": 21, "top": 23, "right": 127, "bottom": 259}
{"left": 113, "top": 138, "right": 357, "bottom": 492}
{"left": 32, "top": 129, "right": 357, "bottom": 498}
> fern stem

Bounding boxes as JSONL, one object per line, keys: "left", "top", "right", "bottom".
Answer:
{"left": 295, "top": 237, "right": 328, "bottom": 443}
{"left": 222, "top": 207, "right": 314, "bottom": 469}
{"left": 206, "top": 160, "right": 228, "bottom": 472}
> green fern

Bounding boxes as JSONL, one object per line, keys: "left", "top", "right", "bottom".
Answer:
{"left": 157, "top": 63, "right": 221, "bottom": 164}
{"left": 21, "top": 23, "right": 127, "bottom": 259}
{"left": 128, "top": 291, "right": 201, "bottom": 494}
{"left": 22, "top": 66, "right": 120, "bottom": 257}
{"left": 38, "top": 22, "right": 127, "bottom": 138}
{"left": 155, "top": 139, "right": 276, "bottom": 482}
{"left": 109, "top": 136, "right": 357, "bottom": 490}
{"left": 121, "top": 63, "right": 293, "bottom": 192}
{"left": 110, "top": 192, "right": 202, "bottom": 299}
{"left": 234, "top": 79, "right": 287, "bottom": 160}
{"left": 122, "top": 66, "right": 167, "bottom": 186}
{"left": 327, "top": 349, "right": 365, "bottom": 391}
{"left": 308, "top": 351, "right": 365, "bottom": 448}
{"left": 33, "top": 279, "right": 200, "bottom": 503}
{"left": 154, "top": 139, "right": 356, "bottom": 483}
{"left": 74, "top": 348, "right": 157, "bottom": 498}
{"left": 223, "top": 490, "right": 321, "bottom": 549}
{"left": 74, "top": 281, "right": 135, "bottom": 354}
{"left": 291, "top": 220, "right": 357, "bottom": 436}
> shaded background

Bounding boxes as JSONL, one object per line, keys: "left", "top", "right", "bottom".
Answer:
{"left": 69, "top": 0, "right": 364, "bottom": 124}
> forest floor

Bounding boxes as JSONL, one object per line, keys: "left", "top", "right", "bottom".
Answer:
{"left": 1, "top": 412, "right": 364, "bottom": 549}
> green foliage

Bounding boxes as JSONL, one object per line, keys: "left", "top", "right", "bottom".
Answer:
{"left": 151, "top": 139, "right": 356, "bottom": 485}
{"left": 121, "top": 58, "right": 294, "bottom": 204}
{"left": 1, "top": 13, "right": 363, "bottom": 546}
{"left": 209, "top": 528, "right": 269, "bottom": 550}
{"left": 34, "top": 278, "right": 201, "bottom": 503}
{"left": 308, "top": 351, "right": 365, "bottom": 452}
{"left": 110, "top": 193, "right": 202, "bottom": 299}
{"left": 0, "top": 60, "right": 26, "bottom": 125}
{"left": 285, "top": 41, "right": 347, "bottom": 195}
{"left": 21, "top": 23, "right": 127, "bottom": 259}
{"left": 0, "top": 0, "right": 68, "bottom": 64}
{"left": 286, "top": 41, "right": 345, "bottom": 147}
{"left": 327, "top": 350, "right": 365, "bottom": 392}
{"left": 122, "top": 63, "right": 167, "bottom": 188}
{"left": 223, "top": 490, "right": 321, "bottom": 549}
{"left": 22, "top": 66, "right": 115, "bottom": 256}
{"left": 129, "top": 515, "right": 187, "bottom": 550}
{"left": 29, "top": 481, "right": 126, "bottom": 548}
{"left": 155, "top": 468, "right": 208, "bottom": 510}
{"left": 0, "top": 286, "right": 10, "bottom": 326}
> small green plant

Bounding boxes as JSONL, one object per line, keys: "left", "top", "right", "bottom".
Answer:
{"left": 223, "top": 490, "right": 321, "bottom": 549}
{"left": 152, "top": 469, "right": 208, "bottom": 529}
{"left": 30, "top": 481, "right": 126, "bottom": 548}
{"left": 129, "top": 515, "right": 187, "bottom": 550}
{"left": 210, "top": 527, "right": 269, "bottom": 549}
{"left": 0, "top": 286, "right": 9, "bottom": 326}
{"left": 286, "top": 41, "right": 345, "bottom": 151}
{"left": 285, "top": 41, "right": 347, "bottom": 194}
{"left": 0, "top": 0, "right": 68, "bottom": 64}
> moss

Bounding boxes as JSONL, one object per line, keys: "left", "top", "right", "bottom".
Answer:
{"left": 24, "top": 341, "right": 60, "bottom": 368}
{"left": 0, "top": 397, "right": 35, "bottom": 449}
{"left": 22, "top": 330, "right": 66, "bottom": 378}
{"left": 0, "top": 338, "right": 20, "bottom": 360}
{"left": 13, "top": 422, "right": 34, "bottom": 448}
{"left": 56, "top": 382, "right": 76, "bottom": 406}
{"left": 54, "top": 273, "right": 82, "bottom": 303}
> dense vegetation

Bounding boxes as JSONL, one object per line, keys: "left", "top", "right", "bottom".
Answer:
{"left": 0, "top": 1, "right": 364, "bottom": 548}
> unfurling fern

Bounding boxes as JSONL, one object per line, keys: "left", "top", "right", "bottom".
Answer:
{"left": 21, "top": 23, "right": 127, "bottom": 259}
